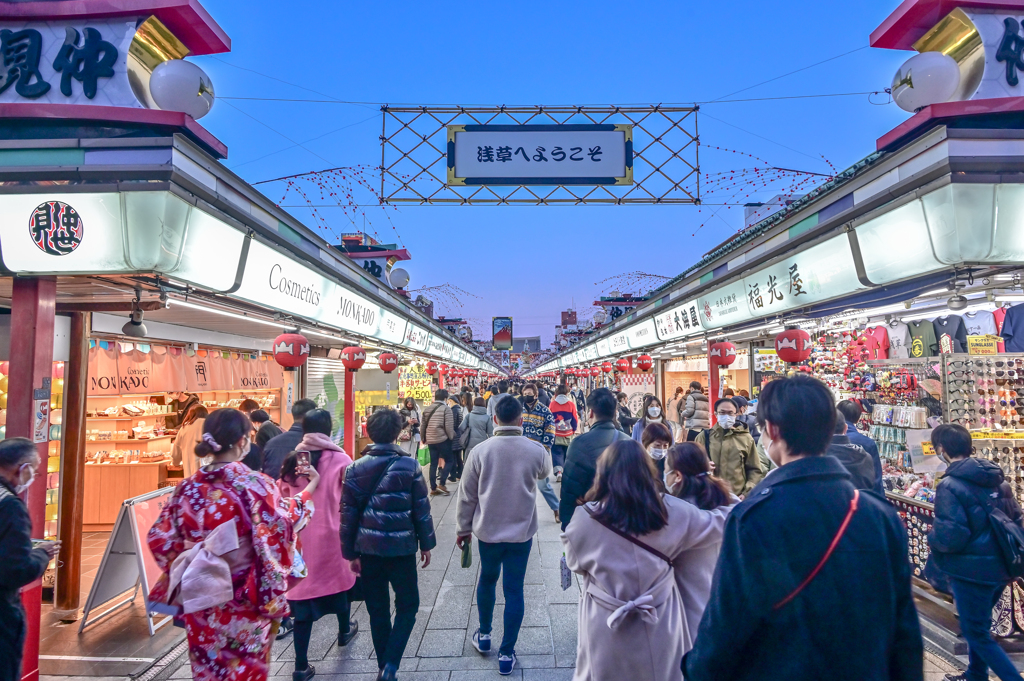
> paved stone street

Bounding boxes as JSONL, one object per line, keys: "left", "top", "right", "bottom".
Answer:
{"left": 169, "top": 475, "right": 577, "bottom": 681}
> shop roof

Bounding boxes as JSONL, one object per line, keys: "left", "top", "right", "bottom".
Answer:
{"left": 2, "top": 0, "right": 231, "bottom": 55}
{"left": 870, "top": 0, "right": 1024, "bottom": 51}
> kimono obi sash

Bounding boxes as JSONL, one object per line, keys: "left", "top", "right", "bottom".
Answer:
{"left": 168, "top": 519, "right": 255, "bottom": 614}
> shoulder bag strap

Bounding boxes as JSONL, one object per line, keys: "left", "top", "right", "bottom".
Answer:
{"left": 773, "top": 489, "right": 859, "bottom": 610}
{"left": 584, "top": 506, "right": 675, "bottom": 567}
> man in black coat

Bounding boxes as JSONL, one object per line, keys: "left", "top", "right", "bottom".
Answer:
{"left": 342, "top": 408, "right": 435, "bottom": 681}
{"left": 928, "top": 424, "right": 1024, "bottom": 681}
{"left": 683, "top": 375, "right": 922, "bottom": 681}
{"left": 558, "top": 388, "right": 630, "bottom": 530}
{"left": 261, "top": 399, "right": 317, "bottom": 479}
{"left": 826, "top": 410, "right": 879, "bottom": 493}
{"left": 0, "top": 438, "right": 60, "bottom": 681}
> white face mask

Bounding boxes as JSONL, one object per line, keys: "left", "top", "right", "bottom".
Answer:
{"left": 648, "top": 406, "right": 662, "bottom": 418}
{"left": 663, "top": 467, "right": 677, "bottom": 491}
{"left": 648, "top": 446, "right": 668, "bottom": 460}
{"left": 14, "top": 463, "right": 35, "bottom": 495}
{"left": 717, "top": 414, "right": 736, "bottom": 429}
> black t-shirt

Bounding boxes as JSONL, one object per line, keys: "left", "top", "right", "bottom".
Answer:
{"left": 933, "top": 315, "right": 968, "bottom": 354}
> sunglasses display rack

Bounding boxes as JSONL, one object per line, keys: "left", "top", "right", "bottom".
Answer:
{"left": 943, "top": 353, "right": 1024, "bottom": 432}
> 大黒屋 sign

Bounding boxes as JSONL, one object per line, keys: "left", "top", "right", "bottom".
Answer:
{"left": 448, "top": 125, "right": 632, "bottom": 186}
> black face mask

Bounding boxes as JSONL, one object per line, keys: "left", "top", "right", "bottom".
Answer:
{"left": 524, "top": 395, "right": 537, "bottom": 404}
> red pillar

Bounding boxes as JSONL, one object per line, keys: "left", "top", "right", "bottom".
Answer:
{"left": 343, "top": 369, "right": 355, "bottom": 456}
{"left": 9, "top": 277, "right": 56, "bottom": 681}
{"left": 709, "top": 360, "right": 720, "bottom": 427}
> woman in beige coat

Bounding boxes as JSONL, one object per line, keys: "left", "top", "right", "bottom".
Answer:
{"left": 562, "top": 439, "right": 729, "bottom": 681}
{"left": 172, "top": 404, "right": 208, "bottom": 478}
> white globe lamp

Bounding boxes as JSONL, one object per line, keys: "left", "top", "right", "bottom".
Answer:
{"left": 891, "top": 51, "right": 960, "bottom": 113}
{"left": 150, "top": 59, "right": 215, "bottom": 119}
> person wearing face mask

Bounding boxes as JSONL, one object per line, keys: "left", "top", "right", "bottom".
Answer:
{"left": 928, "top": 424, "right": 1024, "bottom": 681}
{"left": 518, "top": 382, "right": 561, "bottom": 522}
{"left": 695, "top": 398, "right": 763, "bottom": 498}
{"left": 631, "top": 395, "right": 680, "bottom": 444}
{"left": 148, "top": 409, "right": 319, "bottom": 681}
{"left": 641, "top": 422, "right": 673, "bottom": 478}
{"left": 549, "top": 384, "right": 579, "bottom": 483}
{"left": 0, "top": 438, "right": 60, "bottom": 681}
{"left": 663, "top": 443, "right": 738, "bottom": 654}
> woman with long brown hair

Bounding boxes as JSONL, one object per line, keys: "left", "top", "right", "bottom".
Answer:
{"left": 664, "top": 443, "right": 738, "bottom": 651}
{"left": 172, "top": 404, "right": 209, "bottom": 478}
{"left": 561, "top": 439, "right": 729, "bottom": 681}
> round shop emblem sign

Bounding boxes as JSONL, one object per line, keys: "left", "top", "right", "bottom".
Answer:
{"left": 29, "top": 201, "right": 83, "bottom": 256}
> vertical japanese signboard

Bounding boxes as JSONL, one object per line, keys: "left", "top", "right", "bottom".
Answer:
{"left": 449, "top": 125, "right": 633, "bottom": 186}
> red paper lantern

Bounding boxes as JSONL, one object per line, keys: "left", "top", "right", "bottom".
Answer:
{"left": 451, "top": 368, "right": 462, "bottom": 379}
{"left": 601, "top": 361, "right": 613, "bottom": 373}
{"left": 636, "top": 355, "right": 654, "bottom": 372}
{"left": 774, "top": 329, "right": 813, "bottom": 364}
{"left": 426, "top": 361, "right": 438, "bottom": 375}
{"left": 709, "top": 342, "right": 738, "bottom": 366}
{"left": 341, "top": 346, "right": 367, "bottom": 372}
{"left": 615, "top": 358, "right": 630, "bottom": 373}
{"left": 440, "top": 364, "right": 449, "bottom": 376}
{"left": 378, "top": 352, "right": 398, "bottom": 373}
{"left": 589, "top": 366, "right": 601, "bottom": 377}
{"left": 273, "top": 333, "right": 310, "bottom": 368}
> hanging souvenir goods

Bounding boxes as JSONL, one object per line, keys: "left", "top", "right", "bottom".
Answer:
{"left": 273, "top": 332, "right": 310, "bottom": 368}
{"left": 709, "top": 341, "right": 738, "bottom": 366}
{"left": 340, "top": 346, "right": 366, "bottom": 372}
{"left": 378, "top": 352, "right": 398, "bottom": 373}
{"left": 775, "top": 329, "right": 813, "bottom": 364}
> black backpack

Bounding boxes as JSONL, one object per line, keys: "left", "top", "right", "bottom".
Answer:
{"left": 979, "top": 489, "right": 1024, "bottom": 579}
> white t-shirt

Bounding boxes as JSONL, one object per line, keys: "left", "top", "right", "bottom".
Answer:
{"left": 962, "top": 310, "right": 997, "bottom": 336}
{"left": 887, "top": 321, "right": 912, "bottom": 359}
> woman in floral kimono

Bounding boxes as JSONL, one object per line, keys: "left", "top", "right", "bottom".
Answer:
{"left": 148, "top": 408, "right": 319, "bottom": 681}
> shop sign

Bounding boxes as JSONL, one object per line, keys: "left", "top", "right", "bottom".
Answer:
{"left": 0, "top": 21, "right": 140, "bottom": 108}
{"left": 968, "top": 335, "right": 1001, "bottom": 355}
{"left": 698, "top": 238, "right": 863, "bottom": 330}
{"left": 398, "top": 365, "right": 432, "bottom": 402}
{"left": 627, "top": 319, "right": 657, "bottom": 350}
{"left": 403, "top": 324, "right": 429, "bottom": 351}
{"left": 376, "top": 309, "right": 408, "bottom": 345}
{"left": 32, "top": 399, "right": 49, "bottom": 443}
{"left": 654, "top": 299, "right": 704, "bottom": 341}
{"left": 448, "top": 124, "right": 633, "bottom": 186}
{"left": 609, "top": 332, "right": 629, "bottom": 355}
{"left": 753, "top": 348, "right": 784, "bottom": 373}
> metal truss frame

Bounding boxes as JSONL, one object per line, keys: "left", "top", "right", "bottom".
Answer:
{"left": 379, "top": 105, "right": 699, "bottom": 205}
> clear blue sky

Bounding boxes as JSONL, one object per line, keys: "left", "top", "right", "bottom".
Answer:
{"left": 193, "top": 0, "right": 915, "bottom": 346}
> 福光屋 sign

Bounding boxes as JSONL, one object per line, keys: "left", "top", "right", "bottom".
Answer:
{"left": 448, "top": 125, "right": 633, "bottom": 186}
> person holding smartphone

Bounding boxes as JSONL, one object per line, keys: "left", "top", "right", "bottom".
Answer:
{"left": 0, "top": 438, "right": 61, "bottom": 681}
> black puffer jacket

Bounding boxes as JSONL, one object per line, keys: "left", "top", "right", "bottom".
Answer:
{"left": 341, "top": 443, "right": 436, "bottom": 559}
{"left": 929, "top": 457, "right": 1020, "bottom": 584}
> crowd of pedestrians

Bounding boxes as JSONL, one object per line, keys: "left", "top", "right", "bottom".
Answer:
{"left": 2, "top": 372, "right": 1016, "bottom": 681}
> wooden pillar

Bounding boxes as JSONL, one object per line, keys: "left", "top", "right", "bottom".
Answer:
{"left": 343, "top": 369, "right": 355, "bottom": 456}
{"left": 8, "top": 277, "right": 56, "bottom": 681}
{"left": 54, "top": 312, "right": 89, "bottom": 619}
{"left": 709, "top": 360, "right": 720, "bottom": 427}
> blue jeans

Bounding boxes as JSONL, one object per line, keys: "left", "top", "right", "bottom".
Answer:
{"left": 950, "top": 578, "right": 1024, "bottom": 681}
{"left": 551, "top": 444, "right": 568, "bottom": 472}
{"left": 538, "top": 476, "right": 559, "bottom": 511}
{"left": 477, "top": 539, "right": 532, "bottom": 656}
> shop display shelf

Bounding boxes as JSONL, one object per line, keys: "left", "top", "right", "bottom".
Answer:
{"left": 85, "top": 435, "right": 173, "bottom": 444}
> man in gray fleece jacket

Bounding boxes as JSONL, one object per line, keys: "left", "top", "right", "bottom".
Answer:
{"left": 456, "top": 395, "right": 550, "bottom": 676}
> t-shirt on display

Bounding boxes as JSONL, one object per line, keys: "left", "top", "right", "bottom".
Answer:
{"left": 1000, "top": 304, "right": 1024, "bottom": 352}
{"left": 908, "top": 320, "right": 938, "bottom": 358}
{"left": 962, "top": 310, "right": 997, "bottom": 336}
{"left": 886, "top": 321, "right": 912, "bottom": 359}
{"left": 858, "top": 326, "right": 890, "bottom": 360}
{"left": 933, "top": 316, "right": 968, "bottom": 354}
